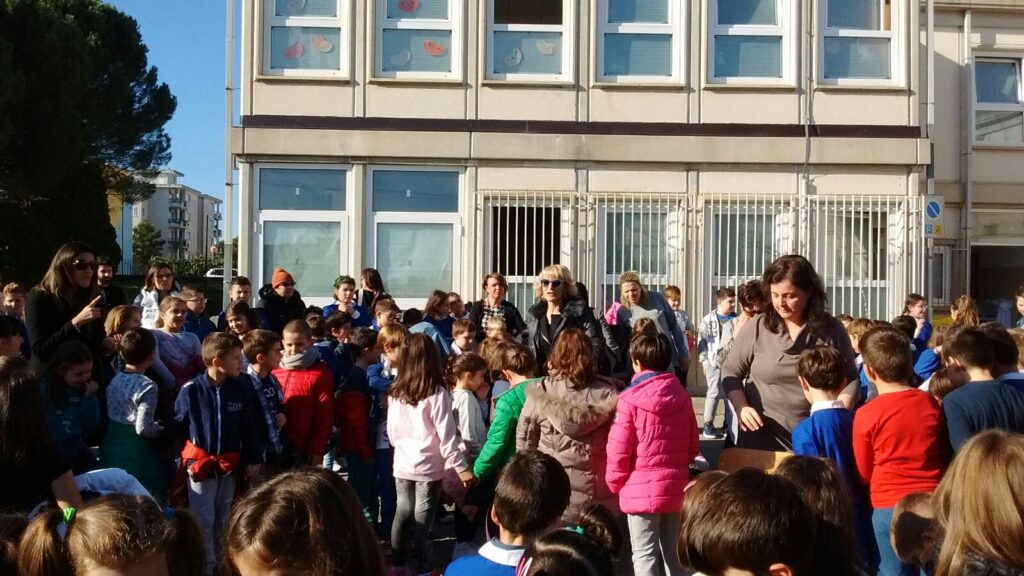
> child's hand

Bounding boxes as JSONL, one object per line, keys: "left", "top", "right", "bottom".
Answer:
{"left": 84, "top": 381, "right": 100, "bottom": 396}
{"left": 275, "top": 413, "right": 287, "bottom": 429}
{"left": 458, "top": 470, "right": 476, "bottom": 488}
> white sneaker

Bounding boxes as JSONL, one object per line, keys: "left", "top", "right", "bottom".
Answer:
{"left": 451, "top": 541, "right": 478, "bottom": 560}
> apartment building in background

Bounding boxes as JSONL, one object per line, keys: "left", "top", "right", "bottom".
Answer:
{"left": 128, "top": 169, "right": 223, "bottom": 266}
{"left": 228, "top": 0, "right": 1023, "bottom": 322}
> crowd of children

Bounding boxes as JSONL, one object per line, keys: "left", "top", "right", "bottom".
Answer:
{"left": 3, "top": 256, "right": 1024, "bottom": 576}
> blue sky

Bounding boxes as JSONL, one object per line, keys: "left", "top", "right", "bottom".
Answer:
{"left": 107, "top": 0, "right": 236, "bottom": 202}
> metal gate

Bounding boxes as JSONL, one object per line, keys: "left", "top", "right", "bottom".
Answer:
{"left": 476, "top": 190, "right": 922, "bottom": 321}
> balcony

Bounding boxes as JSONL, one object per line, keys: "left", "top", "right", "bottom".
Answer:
{"left": 168, "top": 196, "right": 186, "bottom": 207}
{"left": 213, "top": 211, "right": 222, "bottom": 221}
{"left": 168, "top": 217, "right": 185, "bottom": 229}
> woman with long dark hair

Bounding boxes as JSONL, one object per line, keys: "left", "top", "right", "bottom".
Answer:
{"left": 721, "top": 255, "right": 858, "bottom": 451}
{"left": 358, "top": 268, "right": 389, "bottom": 311}
{"left": 134, "top": 263, "right": 179, "bottom": 329}
{"left": 25, "top": 241, "right": 114, "bottom": 370}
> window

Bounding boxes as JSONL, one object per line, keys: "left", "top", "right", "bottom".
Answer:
{"left": 597, "top": 202, "right": 684, "bottom": 311}
{"left": 811, "top": 206, "right": 891, "bottom": 320}
{"left": 974, "top": 58, "right": 1024, "bottom": 146}
{"left": 263, "top": 0, "right": 349, "bottom": 78}
{"left": 819, "top": 0, "right": 902, "bottom": 85}
{"left": 930, "top": 245, "right": 950, "bottom": 307}
{"left": 367, "top": 168, "right": 462, "bottom": 307}
{"left": 596, "top": 0, "right": 684, "bottom": 83}
{"left": 375, "top": 0, "right": 462, "bottom": 80}
{"left": 486, "top": 0, "right": 574, "bottom": 81}
{"left": 488, "top": 204, "right": 566, "bottom": 312}
{"left": 708, "top": 0, "right": 794, "bottom": 84}
{"left": 255, "top": 165, "right": 350, "bottom": 303}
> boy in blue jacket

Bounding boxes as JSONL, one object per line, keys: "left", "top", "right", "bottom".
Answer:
{"left": 175, "top": 332, "right": 263, "bottom": 576}
{"left": 792, "top": 345, "right": 877, "bottom": 569}
{"left": 446, "top": 451, "right": 571, "bottom": 576}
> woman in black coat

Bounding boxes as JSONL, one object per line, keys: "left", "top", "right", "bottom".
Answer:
{"left": 25, "top": 241, "right": 114, "bottom": 371}
{"left": 465, "top": 272, "right": 527, "bottom": 342}
{"left": 526, "top": 265, "right": 608, "bottom": 375}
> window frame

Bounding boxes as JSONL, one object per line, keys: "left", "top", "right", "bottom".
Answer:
{"left": 817, "top": 0, "right": 905, "bottom": 87}
{"left": 261, "top": 0, "right": 351, "bottom": 79}
{"left": 485, "top": 0, "right": 576, "bottom": 83}
{"left": 973, "top": 55, "right": 1024, "bottom": 148}
{"left": 595, "top": 0, "right": 686, "bottom": 84}
{"left": 253, "top": 163, "right": 352, "bottom": 306}
{"left": 705, "top": 0, "right": 796, "bottom": 86}
{"left": 372, "top": 0, "right": 463, "bottom": 81}
{"left": 365, "top": 165, "right": 464, "bottom": 310}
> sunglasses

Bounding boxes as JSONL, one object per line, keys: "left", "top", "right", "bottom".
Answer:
{"left": 281, "top": 282, "right": 296, "bottom": 287}
{"left": 72, "top": 259, "right": 99, "bottom": 272}
{"left": 539, "top": 279, "right": 563, "bottom": 288}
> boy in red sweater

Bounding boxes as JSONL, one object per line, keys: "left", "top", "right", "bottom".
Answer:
{"left": 853, "top": 327, "right": 949, "bottom": 576}
{"left": 272, "top": 319, "right": 334, "bottom": 466}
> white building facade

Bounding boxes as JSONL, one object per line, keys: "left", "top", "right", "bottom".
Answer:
{"left": 228, "top": 0, "right": 1024, "bottom": 320}
{"left": 131, "top": 170, "right": 223, "bottom": 265}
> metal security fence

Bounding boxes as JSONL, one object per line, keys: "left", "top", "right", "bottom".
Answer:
{"left": 476, "top": 190, "right": 689, "bottom": 315}
{"left": 475, "top": 190, "right": 923, "bottom": 321}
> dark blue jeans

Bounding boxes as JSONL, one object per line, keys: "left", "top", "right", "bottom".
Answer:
{"left": 374, "top": 448, "right": 396, "bottom": 540}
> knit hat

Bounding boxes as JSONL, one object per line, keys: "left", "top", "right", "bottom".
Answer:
{"left": 272, "top": 267, "right": 294, "bottom": 289}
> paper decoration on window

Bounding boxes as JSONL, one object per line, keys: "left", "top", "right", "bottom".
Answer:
{"left": 312, "top": 34, "right": 333, "bottom": 53}
{"left": 536, "top": 39, "right": 558, "bottom": 55}
{"left": 504, "top": 47, "right": 523, "bottom": 66}
{"left": 390, "top": 49, "right": 412, "bottom": 66}
{"left": 283, "top": 41, "right": 304, "bottom": 60}
{"left": 288, "top": 0, "right": 305, "bottom": 13}
{"left": 399, "top": 0, "right": 420, "bottom": 12}
{"left": 423, "top": 40, "right": 446, "bottom": 56}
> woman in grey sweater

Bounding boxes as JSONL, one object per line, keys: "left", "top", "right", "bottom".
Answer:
{"left": 721, "top": 255, "right": 859, "bottom": 451}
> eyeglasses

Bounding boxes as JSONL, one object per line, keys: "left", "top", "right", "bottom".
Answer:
{"left": 281, "top": 282, "right": 296, "bottom": 288}
{"left": 539, "top": 279, "right": 563, "bottom": 288}
{"left": 72, "top": 259, "right": 99, "bottom": 272}
{"left": 187, "top": 298, "right": 207, "bottom": 304}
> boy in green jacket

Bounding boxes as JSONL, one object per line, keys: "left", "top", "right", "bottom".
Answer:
{"left": 472, "top": 342, "right": 539, "bottom": 481}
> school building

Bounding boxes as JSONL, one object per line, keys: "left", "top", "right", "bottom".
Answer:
{"left": 228, "top": 0, "right": 1024, "bottom": 321}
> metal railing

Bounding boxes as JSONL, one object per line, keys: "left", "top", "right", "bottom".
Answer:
{"left": 476, "top": 190, "right": 923, "bottom": 321}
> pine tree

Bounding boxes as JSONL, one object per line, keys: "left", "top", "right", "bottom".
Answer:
{"left": 132, "top": 221, "right": 165, "bottom": 273}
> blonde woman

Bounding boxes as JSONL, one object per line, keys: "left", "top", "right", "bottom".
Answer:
{"left": 933, "top": 430, "right": 1024, "bottom": 576}
{"left": 525, "top": 265, "right": 606, "bottom": 375}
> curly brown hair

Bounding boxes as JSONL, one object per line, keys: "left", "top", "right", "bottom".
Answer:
{"left": 546, "top": 329, "right": 597, "bottom": 389}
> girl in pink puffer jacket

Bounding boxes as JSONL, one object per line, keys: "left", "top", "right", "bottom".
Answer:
{"left": 606, "top": 332, "right": 699, "bottom": 576}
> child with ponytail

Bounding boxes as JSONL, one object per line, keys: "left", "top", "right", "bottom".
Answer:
{"left": 17, "top": 494, "right": 204, "bottom": 576}
{"left": 516, "top": 504, "right": 623, "bottom": 576}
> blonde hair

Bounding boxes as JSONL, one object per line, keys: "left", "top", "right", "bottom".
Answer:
{"left": 154, "top": 296, "right": 185, "bottom": 329}
{"left": 17, "top": 494, "right": 204, "bottom": 576}
{"left": 950, "top": 295, "right": 980, "bottom": 327}
{"left": 933, "top": 430, "right": 1024, "bottom": 576}
{"left": 377, "top": 323, "right": 408, "bottom": 352}
{"left": 1007, "top": 328, "right": 1024, "bottom": 369}
{"left": 485, "top": 315, "right": 506, "bottom": 334}
{"left": 104, "top": 305, "right": 142, "bottom": 338}
{"left": 533, "top": 264, "right": 579, "bottom": 301}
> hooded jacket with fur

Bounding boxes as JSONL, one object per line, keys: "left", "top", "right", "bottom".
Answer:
{"left": 515, "top": 374, "right": 619, "bottom": 521}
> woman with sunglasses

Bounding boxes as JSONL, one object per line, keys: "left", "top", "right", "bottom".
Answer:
{"left": 134, "top": 263, "right": 180, "bottom": 329}
{"left": 25, "top": 242, "right": 116, "bottom": 371}
{"left": 526, "top": 265, "right": 608, "bottom": 375}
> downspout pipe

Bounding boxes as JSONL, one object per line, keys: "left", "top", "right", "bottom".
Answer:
{"left": 963, "top": 10, "right": 974, "bottom": 295}
{"left": 223, "top": 0, "right": 236, "bottom": 309}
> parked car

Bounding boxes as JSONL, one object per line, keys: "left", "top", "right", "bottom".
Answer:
{"left": 204, "top": 268, "right": 239, "bottom": 279}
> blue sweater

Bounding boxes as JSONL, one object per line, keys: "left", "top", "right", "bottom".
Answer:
{"left": 445, "top": 539, "right": 524, "bottom": 576}
{"left": 322, "top": 302, "right": 373, "bottom": 328}
{"left": 792, "top": 407, "right": 864, "bottom": 502}
{"left": 174, "top": 373, "right": 264, "bottom": 464}
{"left": 942, "top": 380, "right": 1024, "bottom": 452}
{"left": 915, "top": 348, "right": 941, "bottom": 383}
{"left": 184, "top": 312, "right": 217, "bottom": 343}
